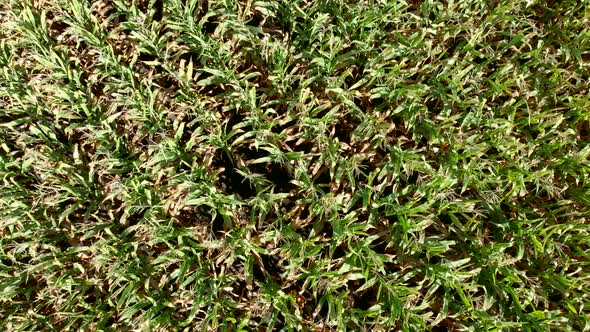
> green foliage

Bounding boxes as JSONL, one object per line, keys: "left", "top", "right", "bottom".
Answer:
{"left": 1, "top": 0, "right": 589, "bottom": 330}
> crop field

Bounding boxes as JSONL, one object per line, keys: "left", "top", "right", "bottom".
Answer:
{"left": 1, "top": 0, "right": 589, "bottom": 330}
